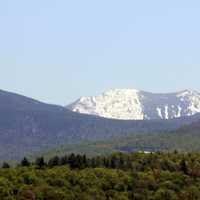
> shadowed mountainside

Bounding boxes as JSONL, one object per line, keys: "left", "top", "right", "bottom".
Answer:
{"left": 0, "top": 89, "right": 200, "bottom": 160}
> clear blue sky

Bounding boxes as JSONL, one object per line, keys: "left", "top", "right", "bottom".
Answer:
{"left": 0, "top": 0, "right": 200, "bottom": 105}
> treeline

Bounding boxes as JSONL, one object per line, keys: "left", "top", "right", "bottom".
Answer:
{"left": 15, "top": 153, "right": 133, "bottom": 170}
{"left": 1, "top": 152, "right": 200, "bottom": 199}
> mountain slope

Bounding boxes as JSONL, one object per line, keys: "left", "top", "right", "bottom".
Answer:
{"left": 67, "top": 89, "right": 200, "bottom": 120}
{"left": 0, "top": 89, "right": 200, "bottom": 160}
{"left": 40, "top": 119, "right": 200, "bottom": 158}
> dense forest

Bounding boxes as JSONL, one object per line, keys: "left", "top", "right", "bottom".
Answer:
{"left": 40, "top": 120, "right": 200, "bottom": 158}
{"left": 1, "top": 152, "right": 200, "bottom": 199}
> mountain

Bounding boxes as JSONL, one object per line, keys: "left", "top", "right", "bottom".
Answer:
{"left": 0, "top": 89, "right": 199, "bottom": 160}
{"left": 67, "top": 88, "right": 200, "bottom": 120}
{"left": 41, "top": 119, "right": 200, "bottom": 158}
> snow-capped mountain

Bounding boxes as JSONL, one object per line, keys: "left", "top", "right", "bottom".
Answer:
{"left": 67, "top": 89, "right": 200, "bottom": 120}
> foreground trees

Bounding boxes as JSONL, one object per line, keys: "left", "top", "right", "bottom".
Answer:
{"left": 1, "top": 152, "right": 200, "bottom": 199}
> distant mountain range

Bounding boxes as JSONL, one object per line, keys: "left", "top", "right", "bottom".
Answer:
{"left": 0, "top": 89, "right": 199, "bottom": 160}
{"left": 67, "top": 88, "right": 200, "bottom": 120}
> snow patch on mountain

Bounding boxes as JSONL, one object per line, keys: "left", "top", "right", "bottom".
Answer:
{"left": 156, "top": 107, "right": 163, "bottom": 119}
{"left": 68, "top": 89, "right": 144, "bottom": 120}
{"left": 67, "top": 89, "right": 200, "bottom": 120}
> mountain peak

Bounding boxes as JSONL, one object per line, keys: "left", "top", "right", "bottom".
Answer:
{"left": 177, "top": 89, "right": 199, "bottom": 96}
{"left": 67, "top": 88, "right": 200, "bottom": 120}
{"left": 102, "top": 88, "right": 139, "bottom": 97}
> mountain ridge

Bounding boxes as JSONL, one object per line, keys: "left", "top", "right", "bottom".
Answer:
{"left": 41, "top": 118, "right": 200, "bottom": 158}
{"left": 0, "top": 89, "right": 199, "bottom": 160}
{"left": 67, "top": 88, "right": 200, "bottom": 120}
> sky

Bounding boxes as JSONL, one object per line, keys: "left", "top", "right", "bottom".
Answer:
{"left": 0, "top": 0, "right": 200, "bottom": 105}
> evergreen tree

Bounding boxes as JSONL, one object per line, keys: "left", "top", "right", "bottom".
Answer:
{"left": 68, "top": 153, "right": 76, "bottom": 169}
{"left": 48, "top": 156, "right": 60, "bottom": 167}
{"left": 35, "top": 157, "right": 46, "bottom": 168}
{"left": 21, "top": 157, "right": 30, "bottom": 167}
{"left": 180, "top": 158, "right": 188, "bottom": 174}
{"left": 60, "top": 155, "right": 68, "bottom": 165}
{"left": 82, "top": 154, "right": 87, "bottom": 168}
{"left": 2, "top": 162, "right": 10, "bottom": 168}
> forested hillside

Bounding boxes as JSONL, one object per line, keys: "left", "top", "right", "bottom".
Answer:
{"left": 41, "top": 120, "right": 200, "bottom": 158}
{"left": 1, "top": 152, "right": 200, "bottom": 199}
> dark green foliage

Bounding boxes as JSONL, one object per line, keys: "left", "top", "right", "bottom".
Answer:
{"left": 47, "top": 156, "right": 60, "bottom": 167}
{"left": 0, "top": 152, "right": 198, "bottom": 199}
{"left": 2, "top": 162, "right": 10, "bottom": 168}
{"left": 20, "top": 157, "right": 30, "bottom": 167}
{"left": 180, "top": 158, "right": 188, "bottom": 174}
{"left": 35, "top": 157, "right": 45, "bottom": 168}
